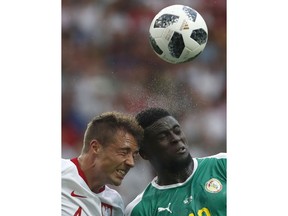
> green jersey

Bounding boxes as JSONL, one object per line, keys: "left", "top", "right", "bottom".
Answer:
{"left": 125, "top": 153, "right": 226, "bottom": 216}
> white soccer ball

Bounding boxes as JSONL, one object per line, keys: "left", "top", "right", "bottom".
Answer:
{"left": 149, "top": 5, "right": 208, "bottom": 64}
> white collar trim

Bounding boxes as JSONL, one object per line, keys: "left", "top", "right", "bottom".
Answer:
{"left": 151, "top": 158, "right": 198, "bottom": 189}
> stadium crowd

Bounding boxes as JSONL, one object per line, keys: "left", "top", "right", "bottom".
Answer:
{"left": 62, "top": 0, "right": 226, "bottom": 206}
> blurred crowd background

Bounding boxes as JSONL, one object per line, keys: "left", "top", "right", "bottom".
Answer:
{"left": 62, "top": 0, "right": 226, "bottom": 206}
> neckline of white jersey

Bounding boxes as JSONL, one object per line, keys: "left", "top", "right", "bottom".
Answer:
{"left": 71, "top": 157, "right": 106, "bottom": 193}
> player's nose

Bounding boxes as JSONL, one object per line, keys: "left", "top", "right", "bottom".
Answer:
{"left": 124, "top": 153, "right": 135, "bottom": 167}
{"left": 170, "top": 132, "right": 181, "bottom": 144}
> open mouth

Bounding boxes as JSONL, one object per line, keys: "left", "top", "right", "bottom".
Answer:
{"left": 116, "top": 169, "right": 127, "bottom": 179}
{"left": 176, "top": 146, "right": 186, "bottom": 154}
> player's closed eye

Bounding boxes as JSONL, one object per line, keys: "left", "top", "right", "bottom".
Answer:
{"left": 117, "top": 149, "right": 128, "bottom": 156}
{"left": 173, "top": 126, "right": 181, "bottom": 135}
{"left": 156, "top": 133, "right": 168, "bottom": 141}
{"left": 119, "top": 149, "right": 138, "bottom": 159}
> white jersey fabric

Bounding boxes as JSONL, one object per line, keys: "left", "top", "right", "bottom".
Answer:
{"left": 62, "top": 158, "right": 124, "bottom": 216}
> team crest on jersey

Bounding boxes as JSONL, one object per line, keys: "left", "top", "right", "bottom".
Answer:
{"left": 101, "top": 203, "right": 112, "bottom": 216}
{"left": 205, "top": 178, "right": 222, "bottom": 193}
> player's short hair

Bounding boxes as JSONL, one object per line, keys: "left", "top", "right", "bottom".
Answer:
{"left": 136, "top": 107, "right": 171, "bottom": 129}
{"left": 82, "top": 111, "right": 144, "bottom": 153}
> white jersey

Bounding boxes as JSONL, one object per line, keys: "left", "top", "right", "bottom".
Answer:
{"left": 62, "top": 158, "right": 124, "bottom": 216}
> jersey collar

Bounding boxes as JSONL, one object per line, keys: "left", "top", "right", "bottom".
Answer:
{"left": 151, "top": 158, "right": 198, "bottom": 189}
{"left": 71, "top": 157, "right": 105, "bottom": 193}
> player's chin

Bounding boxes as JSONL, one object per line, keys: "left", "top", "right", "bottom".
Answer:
{"left": 110, "top": 171, "right": 125, "bottom": 186}
{"left": 110, "top": 180, "right": 122, "bottom": 186}
{"left": 111, "top": 177, "right": 123, "bottom": 186}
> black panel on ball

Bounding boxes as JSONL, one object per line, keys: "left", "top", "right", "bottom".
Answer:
{"left": 168, "top": 32, "right": 185, "bottom": 58}
{"left": 190, "top": 28, "right": 208, "bottom": 45}
{"left": 149, "top": 35, "right": 163, "bottom": 55}
{"left": 154, "top": 14, "right": 179, "bottom": 28}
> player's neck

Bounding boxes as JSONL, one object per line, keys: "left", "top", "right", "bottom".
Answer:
{"left": 156, "top": 158, "right": 194, "bottom": 185}
{"left": 78, "top": 154, "right": 106, "bottom": 193}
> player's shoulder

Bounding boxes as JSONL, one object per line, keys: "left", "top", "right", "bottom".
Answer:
{"left": 101, "top": 185, "right": 124, "bottom": 209}
{"left": 104, "top": 185, "right": 123, "bottom": 200}
{"left": 197, "top": 152, "right": 227, "bottom": 160}
{"left": 195, "top": 152, "right": 226, "bottom": 169}
{"left": 61, "top": 158, "right": 74, "bottom": 172}
{"left": 125, "top": 182, "right": 154, "bottom": 216}
{"left": 195, "top": 152, "right": 227, "bottom": 175}
{"left": 125, "top": 191, "right": 145, "bottom": 216}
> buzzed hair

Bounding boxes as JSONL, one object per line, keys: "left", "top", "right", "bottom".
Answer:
{"left": 82, "top": 111, "right": 144, "bottom": 153}
{"left": 136, "top": 107, "right": 171, "bottom": 129}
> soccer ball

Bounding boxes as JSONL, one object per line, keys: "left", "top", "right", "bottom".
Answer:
{"left": 149, "top": 5, "right": 208, "bottom": 64}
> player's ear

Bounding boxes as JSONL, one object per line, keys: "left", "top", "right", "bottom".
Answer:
{"left": 90, "top": 139, "right": 102, "bottom": 154}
